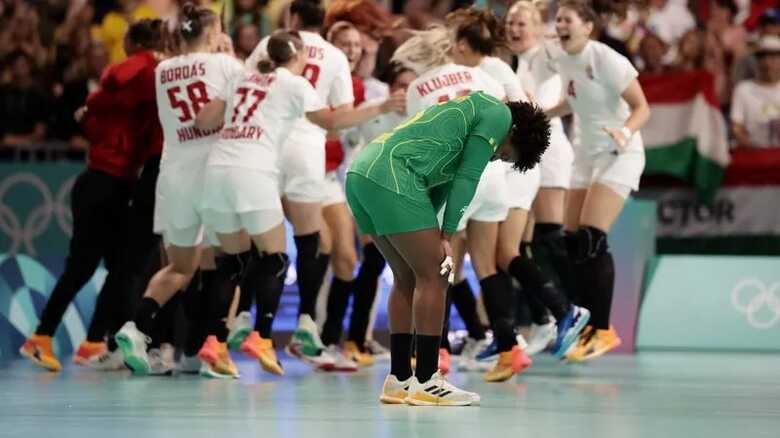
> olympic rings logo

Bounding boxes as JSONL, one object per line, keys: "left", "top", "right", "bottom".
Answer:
{"left": 0, "top": 172, "right": 74, "bottom": 256}
{"left": 730, "top": 278, "right": 780, "bottom": 330}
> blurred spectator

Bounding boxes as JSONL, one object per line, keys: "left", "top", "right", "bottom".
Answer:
{"left": 707, "top": 0, "right": 748, "bottom": 63}
{"left": 228, "top": 0, "right": 270, "bottom": 36}
{"left": 53, "top": 0, "right": 97, "bottom": 84}
{"left": 233, "top": 22, "right": 261, "bottom": 61}
{"left": 675, "top": 28, "right": 729, "bottom": 103}
{"left": 0, "top": 50, "right": 52, "bottom": 145}
{"left": 730, "top": 36, "right": 780, "bottom": 147}
{"left": 0, "top": 1, "right": 49, "bottom": 68}
{"left": 52, "top": 41, "right": 110, "bottom": 149}
{"left": 638, "top": 32, "right": 669, "bottom": 74}
{"left": 94, "top": 0, "right": 157, "bottom": 63}
{"left": 645, "top": 0, "right": 696, "bottom": 49}
{"left": 732, "top": 8, "right": 780, "bottom": 83}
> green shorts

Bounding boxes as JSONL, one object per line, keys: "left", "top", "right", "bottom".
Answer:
{"left": 345, "top": 173, "right": 439, "bottom": 236}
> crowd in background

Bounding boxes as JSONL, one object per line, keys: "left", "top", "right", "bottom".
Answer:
{"left": 0, "top": 0, "right": 778, "bottom": 149}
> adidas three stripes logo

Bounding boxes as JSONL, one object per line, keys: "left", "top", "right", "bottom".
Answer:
{"left": 424, "top": 385, "right": 452, "bottom": 398}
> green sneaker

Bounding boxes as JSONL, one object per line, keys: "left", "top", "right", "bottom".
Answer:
{"left": 284, "top": 314, "right": 335, "bottom": 370}
{"left": 227, "top": 311, "right": 253, "bottom": 351}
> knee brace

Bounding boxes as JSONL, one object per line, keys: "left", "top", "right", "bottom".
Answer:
{"left": 566, "top": 226, "right": 609, "bottom": 264}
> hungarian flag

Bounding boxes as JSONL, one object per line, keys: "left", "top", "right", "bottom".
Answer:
{"left": 639, "top": 70, "right": 730, "bottom": 201}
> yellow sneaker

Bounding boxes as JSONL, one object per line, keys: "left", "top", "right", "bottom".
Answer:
{"left": 578, "top": 326, "right": 622, "bottom": 362}
{"left": 241, "top": 331, "right": 284, "bottom": 376}
{"left": 565, "top": 326, "right": 595, "bottom": 362}
{"left": 343, "top": 341, "right": 374, "bottom": 367}
{"left": 483, "top": 345, "right": 532, "bottom": 382}
{"left": 20, "top": 335, "right": 62, "bottom": 371}
{"left": 198, "top": 336, "right": 239, "bottom": 378}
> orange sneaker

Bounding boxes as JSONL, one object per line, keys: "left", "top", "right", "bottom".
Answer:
{"left": 20, "top": 335, "right": 62, "bottom": 371}
{"left": 438, "top": 348, "right": 451, "bottom": 375}
{"left": 241, "top": 331, "right": 284, "bottom": 376}
{"left": 483, "top": 345, "right": 532, "bottom": 382}
{"left": 343, "top": 341, "right": 375, "bottom": 367}
{"left": 73, "top": 341, "right": 107, "bottom": 365}
{"left": 577, "top": 326, "right": 622, "bottom": 362}
{"left": 198, "top": 335, "right": 239, "bottom": 378}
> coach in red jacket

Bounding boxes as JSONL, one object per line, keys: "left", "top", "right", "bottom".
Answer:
{"left": 21, "top": 19, "right": 165, "bottom": 371}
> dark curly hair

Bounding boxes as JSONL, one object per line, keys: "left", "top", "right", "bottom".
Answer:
{"left": 506, "top": 101, "right": 550, "bottom": 172}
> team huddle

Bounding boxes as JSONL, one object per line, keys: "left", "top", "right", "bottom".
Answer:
{"left": 19, "top": 0, "right": 650, "bottom": 408}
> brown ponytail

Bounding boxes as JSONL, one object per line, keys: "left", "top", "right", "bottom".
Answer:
{"left": 258, "top": 30, "right": 305, "bottom": 73}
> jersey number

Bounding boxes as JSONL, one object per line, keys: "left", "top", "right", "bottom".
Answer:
{"left": 302, "top": 64, "right": 320, "bottom": 87}
{"left": 167, "top": 81, "right": 210, "bottom": 122}
{"left": 437, "top": 89, "right": 471, "bottom": 103}
{"left": 230, "top": 87, "right": 267, "bottom": 124}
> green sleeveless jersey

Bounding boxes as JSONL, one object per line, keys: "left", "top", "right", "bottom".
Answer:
{"left": 348, "top": 91, "right": 512, "bottom": 233}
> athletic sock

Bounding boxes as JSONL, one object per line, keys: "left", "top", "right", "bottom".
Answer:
{"left": 294, "top": 233, "right": 323, "bottom": 318}
{"left": 347, "top": 243, "right": 386, "bottom": 345}
{"left": 321, "top": 277, "right": 353, "bottom": 346}
{"left": 450, "top": 279, "right": 486, "bottom": 341}
{"left": 508, "top": 256, "right": 570, "bottom": 321}
{"left": 415, "top": 334, "right": 441, "bottom": 383}
{"left": 243, "top": 252, "right": 289, "bottom": 339}
{"left": 480, "top": 273, "right": 516, "bottom": 353}
{"left": 390, "top": 333, "right": 413, "bottom": 381}
{"left": 209, "top": 252, "right": 250, "bottom": 342}
{"left": 134, "top": 297, "right": 161, "bottom": 335}
{"left": 580, "top": 252, "right": 615, "bottom": 330}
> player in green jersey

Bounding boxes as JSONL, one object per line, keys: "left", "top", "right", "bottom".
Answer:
{"left": 347, "top": 91, "right": 550, "bottom": 406}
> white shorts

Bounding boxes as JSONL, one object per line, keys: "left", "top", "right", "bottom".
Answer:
{"left": 505, "top": 163, "right": 541, "bottom": 210}
{"left": 570, "top": 139, "right": 645, "bottom": 195}
{"left": 201, "top": 166, "right": 284, "bottom": 235}
{"left": 279, "top": 131, "right": 326, "bottom": 203}
{"left": 321, "top": 171, "right": 346, "bottom": 207}
{"left": 457, "top": 161, "right": 509, "bottom": 231}
{"left": 539, "top": 124, "right": 574, "bottom": 189}
{"left": 154, "top": 168, "right": 205, "bottom": 247}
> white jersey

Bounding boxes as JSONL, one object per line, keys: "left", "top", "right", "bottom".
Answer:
{"left": 479, "top": 56, "right": 527, "bottom": 102}
{"left": 730, "top": 80, "right": 780, "bottom": 147}
{"left": 155, "top": 52, "right": 245, "bottom": 171}
{"left": 245, "top": 30, "right": 354, "bottom": 138}
{"left": 207, "top": 67, "right": 326, "bottom": 172}
{"left": 555, "top": 40, "right": 642, "bottom": 154}
{"left": 516, "top": 45, "right": 568, "bottom": 142}
{"left": 406, "top": 63, "right": 505, "bottom": 114}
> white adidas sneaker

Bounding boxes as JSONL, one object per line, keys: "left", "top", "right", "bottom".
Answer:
{"left": 379, "top": 374, "right": 413, "bottom": 404}
{"left": 405, "top": 371, "right": 480, "bottom": 407}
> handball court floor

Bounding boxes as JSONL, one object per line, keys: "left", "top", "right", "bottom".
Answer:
{"left": 1, "top": 351, "right": 779, "bottom": 438}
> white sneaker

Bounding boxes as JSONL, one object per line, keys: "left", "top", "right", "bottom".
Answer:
{"left": 148, "top": 343, "right": 176, "bottom": 375}
{"left": 84, "top": 350, "right": 125, "bottom": 371}
{"left": 324, "top": 345, "right": 358, "bottom": 372}
{"left": 525, "top": 321, "right": 557, "bottom": 356}
{"left": 177, "top": 354, "right": 201, "bottom": 374}
{"left": 115, "top": 322, "right": 151, "bottom": 375}
{"left": 364, "top": 339, "right": 391, "bottom": 361}
{"left": 379, "top": 374, "right": 413, "bottom": 404}
{"left": 227, "top": 311, "right": 253, "bottom": 350}
{"left": 405, "top": 371, "right": 479, "bottom": 406}
{"left": 457, "top": 338, "right": 491, "bottom": 372}
{"left": 285, "top": 315, "right": 336, "bottom": 370}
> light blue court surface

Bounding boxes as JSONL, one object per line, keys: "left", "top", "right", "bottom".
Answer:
{"left": 1, "top": 352, "right": 779, "bottom": 438}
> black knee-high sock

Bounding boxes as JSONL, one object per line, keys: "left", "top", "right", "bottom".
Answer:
{"left": 534, "top": 224, "right": 578, "bottom": 304}
{"left": 183, "top": 270, "right": 209, "bottom": 356}
{"left": 242, "top": 252, "right": 289, "bottom": 339}
{"left": 439, "top": 287, "right": 452, "bottom": 352}
{"left": 153, "top": 292, "right": 180, "bottom": 347}
{"left": 415, "top": 334, "right": 440, "bottom": 383}
{"left": 134, "top": 297, "right": 161, "bottom": 335}
{"left": 450, "top": 280, "right": 486, "bottom": 341}
{"left": 579, "top": 252, "right": 615, "bottom": 330}
{"left": 209, "top": 251, "right": 251, "bottom": 342}
{"left": 480, "top": 273, "right": 516, "bottom": 353}
{"left": 295, "top": 233, "right": 323, "bottom": 318}
{"left": 508, "top": 255, "right": 570, "bottom": 322}
{"left": 526, "top": 293, "right": 551, "bottom": 325}
{"left": 390, "top": 333, "right": 413, "bottom": 380}
{"left": 321, "top": 277, "right": 353, "bottom": 346}
{"left": 347, "top": 243, "right": 386, "bottom": 345}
